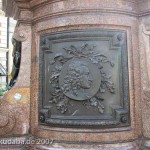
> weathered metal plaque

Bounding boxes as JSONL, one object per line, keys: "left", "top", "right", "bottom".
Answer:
{"left": 39, "top": 30, "right": 130, "bottom": 128}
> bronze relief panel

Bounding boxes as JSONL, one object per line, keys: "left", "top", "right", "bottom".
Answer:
{"left": 39, "top": 30, "right": 129, "bottom": 128}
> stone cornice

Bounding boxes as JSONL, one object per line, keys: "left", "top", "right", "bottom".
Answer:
{"left": 2, "top": 0, "right": 150, "bottom": 23}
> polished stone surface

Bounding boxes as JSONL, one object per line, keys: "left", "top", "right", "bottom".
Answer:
{"left": 1, "top": 0, "right": 150, "bottom": 149}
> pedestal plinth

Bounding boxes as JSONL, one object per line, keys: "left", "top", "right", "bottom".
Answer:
{"left": 1, "top": 0, "right": 150, "bottom": 149}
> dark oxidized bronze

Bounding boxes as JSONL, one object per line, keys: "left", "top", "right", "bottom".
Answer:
{"left": 8, "top": 38, "right": 21, "bottom": 89}
{"left": 39, "top": 30, "right": 129, "bottom": 128}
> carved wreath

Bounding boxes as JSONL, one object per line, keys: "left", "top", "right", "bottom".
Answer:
{"left": 48, "top": 43, "right": 115, "bottom": 114}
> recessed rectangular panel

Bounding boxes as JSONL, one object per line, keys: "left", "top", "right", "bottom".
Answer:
{"left": 39, "top": 30, "right": 129, "bottom": 128}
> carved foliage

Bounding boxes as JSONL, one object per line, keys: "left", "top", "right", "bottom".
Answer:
{"left": 48, "top": 44, "right": 115, "bottom": 114}
{"left": 39, "top": 30, "right": 129, "bottom": 127}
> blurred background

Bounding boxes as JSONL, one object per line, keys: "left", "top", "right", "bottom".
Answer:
{"left": 0, "top": 0, "right": 16, "bottom": 90}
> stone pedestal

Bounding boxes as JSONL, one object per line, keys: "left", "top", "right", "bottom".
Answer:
{"left": 1, "top": 0, "right": 150, "bottom": 149}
